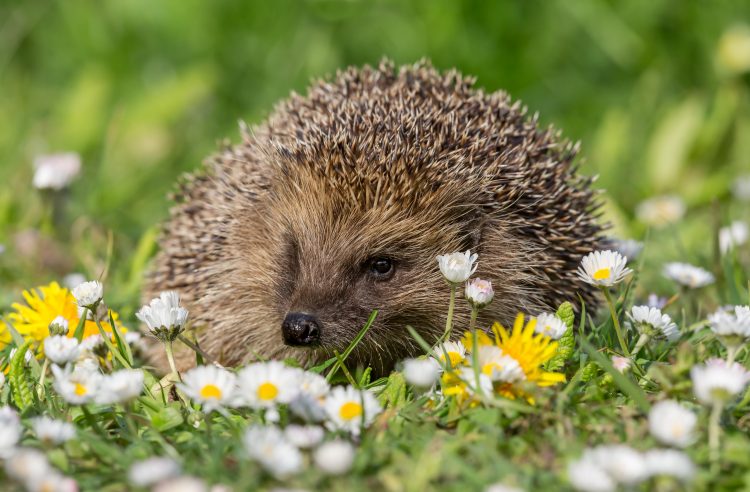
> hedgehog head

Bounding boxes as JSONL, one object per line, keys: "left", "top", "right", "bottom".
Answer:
{"left": 147, "top": 60, "right": 605, "bottom": 374}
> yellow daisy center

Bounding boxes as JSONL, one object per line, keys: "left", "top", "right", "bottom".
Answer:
{"left": 593, "top": 268, "right": 611, "bottom": 280}
{"left": 339, "top": 401, "right": 363, "bottom": 421}
{"left": 482, "top": 362, "right": 503, "bottom": 376}
{"left": 200, "top": 384, "right": 222, "bottom": 400}
{"left": 257, "top": 382, "right": 279, "bottom": 401}
{"left": 441, "top": 351, "right": 463, "bottom": 366}
{"left": 74, "top": 383, "right": 87, "bottom": 396}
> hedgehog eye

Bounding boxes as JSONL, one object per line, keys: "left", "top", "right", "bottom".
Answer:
{"left": 367, "top": 257, "right": 395, "bottom": 280}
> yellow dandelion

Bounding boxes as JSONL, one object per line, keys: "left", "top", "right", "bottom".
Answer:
{"left": 460, "top": 313, "right": 565, "bottom": 401}
{"left": 2, "top": 282, "right": 126, "bottom": 352}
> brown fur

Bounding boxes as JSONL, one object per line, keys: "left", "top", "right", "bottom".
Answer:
{"left": 144, "top": 59, "right": 606, "bottom": 375}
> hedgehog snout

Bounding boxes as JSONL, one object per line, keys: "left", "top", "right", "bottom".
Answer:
{"left": 281, "top": 312, "right": 322, "bottom": 347}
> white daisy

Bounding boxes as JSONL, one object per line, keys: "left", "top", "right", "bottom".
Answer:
{"left": 313, "top": 440, "right": 356, "bottom": 476}
{"left": 402, "top": 358, "right": 440, "bottom": 388}
{"left": 51, "top": 364, "right": 102, "bottom": 405}
{"left": 436, "top": 250, "right": 478, "bottom": 284}
{"left": 662, "top": 262, "right": 715, "bottom": 288}
{"left": 136, "top": 291, "right": 189, "bottom": 342}
{"left": 71, "top": 280, "right": 103, "bottom": 309}
{"left": 476, "top": 346, "right": 525, "bottom": 383}
{"left": 153, "top": 476, "right": 207, "bottom": 492}
{"left": 635, "top": 195, "right": 685, "bottom": 227}
{"left": 585, "top": 444, "right": 650, "bottom": 486}
{"left": 242, "top": 426, "right": 303, "bottom": 479}
{"left": 691, "top": 358, "right": 750, "bottom": 405}
{"left": 610, "top": 238, "right": 644, "bottom": 260}
{"left": 648, "top": 400, "right": 696, "bottom": 448}
{"left": 534, "top": 312, "right": 568, "bottom": 340}
{"left": 237, "top": 361, "right": 301, "bottom": 408}
{"left": 178, "top": 365, "right": 237, "bottom": 412}
{"left": 628, "top": 305, "right": 679, "bottom": 342}
{"left": 30, "top": 417, "right": 75, "bottom": 445}
{"left": 324, "top": 385, "right": 382, "bottom": 435}
{"left": 644, "top": 449, "right": 695, "bottom": 481}
{"left": 0, "top": 407, "right": 22, "bottom": 458}
{"left": 485, "top": 484, "right": 525, "bottom": 492}
{"left": 43, "top": 336, "right": 80, "bottom": 365}
{"left": 733, "top": 174, "right": 750, "bottom": 201}
{"left": 707, "top": 305, "right": 750, "bottom": 344}
{"left": 32, "top": 152, "right": 81, "bottom": 190}
{"left": 432, "top": 340, "right": 466, "bottom": 368}
{"left": 720, "top": 221, "right": 749, "bottom": 254}
{"left": 27, "top": 471, "right": 78, "bottom": 492}
{"left": 465, "top": 278, "right": 494, "bottom": 308}
{"left": 456, "top": 366, "right": 494, "bottom": 395}
{"left": 4, "top": 448, "right": 51, "bottom": 483}
{"left": 128, "top": 457, "right": 182, "bottom": 487}
{"left": 284, "top": 424, "right": 324, "bottom": 449}
{"left": 577, "top": 250, "right": 632, "bottom": 287}
{"left": 567, "top": 456, "right": 615, "bottom": 492}
{"left": 95, "top": 369, "right": 144, "bottom": 405}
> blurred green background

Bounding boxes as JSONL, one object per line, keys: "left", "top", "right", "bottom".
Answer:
{"left": 1, "top": 0, "right": 750, "bottom": 311}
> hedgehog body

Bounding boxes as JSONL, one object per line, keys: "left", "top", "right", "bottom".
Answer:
{"left": 145, "top": 60, "right": 605, "bottom": 374}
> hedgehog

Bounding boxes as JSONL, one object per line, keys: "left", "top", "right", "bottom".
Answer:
{"left": 144, "top": 59, "right": 605, "bottom": 375}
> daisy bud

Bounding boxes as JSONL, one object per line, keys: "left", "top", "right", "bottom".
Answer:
{"left": 314, "top": 440, "right": 356, "bottom": 476}
{"left": 32, "top": 152, "right": 81, "bottom": 190}
{"left": 648, "top": 400, "right": 696, "bottom": 448}
{"left": 48, "top": 316, "right": 69, "bottom": 336}
{"left": 403, "top": 358, "right": 440, "bottom": 388}
{"left": 465, "top": 278, "right": 494, "bottom": 308}
{"left": 72, "top": 280, "right": 104, "bottom": 310}
{"left": 611, "top": 356, "right": 631, "bottom": 373}
{"left": 436, "top": 250, "right": 478, "bottom": 284}
{"left": 136, "top": 291, "right": 189, "bottom": 342}
{"left": 43, "top": 336, "right": 80, "bottom": 365}
{"left": 577, "top": 250, "right": 632, "bottom": 287}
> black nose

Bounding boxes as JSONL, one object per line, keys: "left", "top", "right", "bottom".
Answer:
{"left": 282, "top": 312, "right": 321, "bottom": 346}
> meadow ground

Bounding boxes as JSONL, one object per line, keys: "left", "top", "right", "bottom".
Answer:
{"left": 2, "top": 1, "right": 750, "bottom": 491}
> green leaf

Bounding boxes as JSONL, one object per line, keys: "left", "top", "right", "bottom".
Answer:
{"left": 580, "top": 339, "right": 650, "bottom": 413}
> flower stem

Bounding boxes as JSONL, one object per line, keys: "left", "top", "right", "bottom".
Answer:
{"left": 442, "top": 284, "right": 457, "bottom": 342}
{"left": 164, "top": 340, "right": 181, "bottom": 382}
{"left": 709, "top": 400, "right": 724, "bottom": 466}
{"left": 469, "top": 305, "right": 482, "bottom": 396}
{"left": 726, "top": 345, "right": 740, "bottom": 366}
{"left": 37, "top": 358, "right": 50, "bottom": 400}
{"left": 632, "top": 333, "right": 650, "bottom": 356}
{"left": 601, "top": 288, "right": 630, "bottom": 357}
